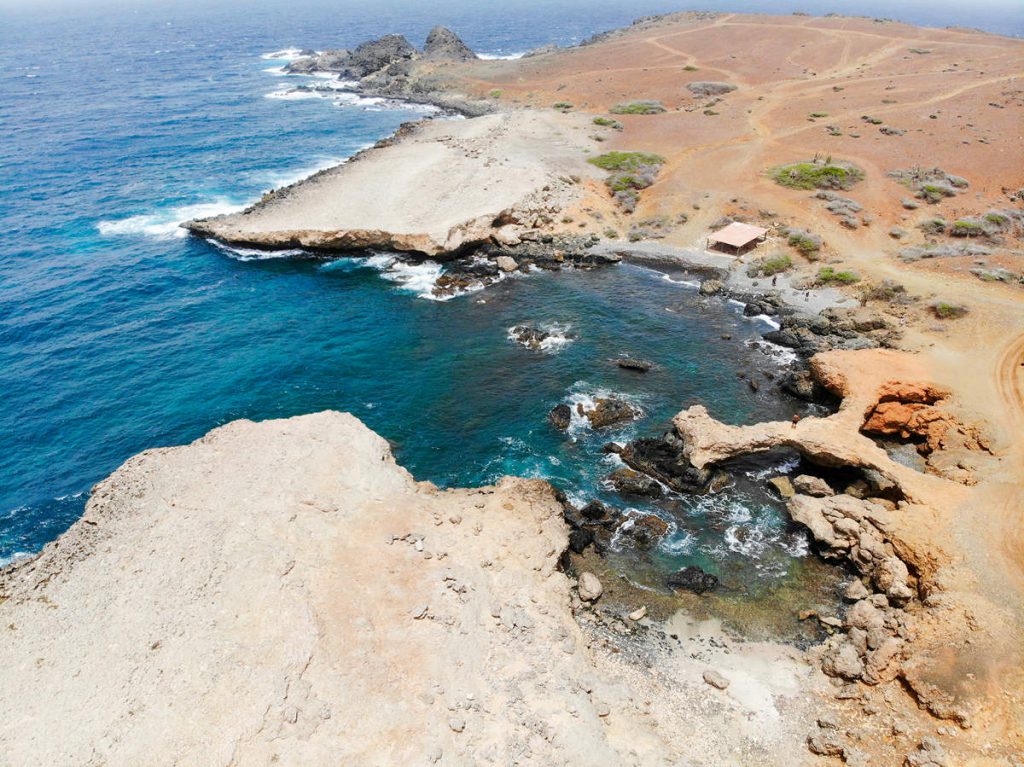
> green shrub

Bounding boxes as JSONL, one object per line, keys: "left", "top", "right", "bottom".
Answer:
{"left": 748, "top": 254, "right": 793, "bottom": 277}
{"left": 918, "top": 184, "right": 956, "bottom": 203}
{"left": 609, "top": 100, "right": 666, "bottom": 115}
{"left": 683, "top": 64, "right": 699, "bottom": 71}
{"left": 950, "top": 219, "right": 985, "bottom": 237}
{"left": 786, "top": 229, "right": 822, "bottom": 256}
{"left": 772, "top": 161, "right": 863, "bottom": 190}
{"left": 930, "top": 301, "right": 968, "bottom": 319}
{"left": 809, "top": 112, "right": 829, "bottom": 118}
{"left": 859, "top": 280, "right": 907, "bottom": 304}
{"left": 488, "top": 89, "right": 503, "bottom": 99}
{"left": 592, "top": 116, "right": 623, "bottom": 130}
{"left": 553, "top": 101, "right": 573, "bottom": 111}
{"left": 984, "top": 212, "right": 1009, "bottom": 227}
{"left": 919, "top": 218, "right": 947, "bottom": 235}
{"left": 816, "top": 267, "right": 861, "bottom": 285}
{"left": 587, "top": 151, "right": 666, "bottom": 172}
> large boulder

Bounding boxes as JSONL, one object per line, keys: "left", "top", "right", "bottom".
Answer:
{"left": 423, "top": 26, "right": 477, "bottom": 61}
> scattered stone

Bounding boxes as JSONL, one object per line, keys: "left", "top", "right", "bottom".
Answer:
{"left": 767, "top": 475, "right": 795, "bottom": 499}
{"left": 495, "top": 255, "right": 518, "bottom": 273}
{"left": 703, "top": 669, "right": 730, "bottom": 689}
{"left": 843, "top": 579, "right": 871, "bottom": 601}
{"left": 793, "top": 474, "right": 834, "bottom": 497}
{"left": 807, "top": 731, "right": 846, "bottom": 757}
{"left": 628, "top": 606, "right": 647, "bottom": 621}
{"left": 448, "top": 717, "right": 465, "bottom": 733}
{"left": 904, "top": 736, "right": 949, "bottom": 767}
{"left": 511, "top": 325, "right": 551, "bottom": 350}
{"left": 577, "top": 572, "right": 603, "bottom": 602}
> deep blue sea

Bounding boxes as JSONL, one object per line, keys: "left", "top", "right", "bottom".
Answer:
{"left": 1, "top": 0, "right": 1019, "bottom": 602}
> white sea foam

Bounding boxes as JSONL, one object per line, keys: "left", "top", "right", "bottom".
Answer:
{"left": 562, "top": 384, "right": 644, "bottom": 438}
{"left": 744, "top": 337, "right": 799, "bottom": 365}
{"left": 506, "top": 322, "right": 574, "bottom": 353}
{"left": 265, "top": 88, "right": 327, "bottom": 100}
{"left": 97, "top": 199, "right": 245, "bottom": 240}
{"left": 209, "top": 240, "right": 310, "bottom": 261}
{"left": 744, "top": 455, "right": 801, "bottom": 481}
{"left": 660, "top": 273, "right": 700, "bottom": 289}
{"left": 262, "top": 65, "right": 288, "bottom": 76}
{"left": 478, "top": 52, "right": 527, "bottom": 60}
{"left": 261, "top": 47, "right": 312, "bottom": 61}
{"left": 359, "top": 253, "right": 459, "bottom": 300}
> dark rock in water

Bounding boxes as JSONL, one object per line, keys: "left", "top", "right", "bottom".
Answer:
{"left": 585, "top": 398, "right": 639, "bottom": 429}
{"left": 548, "top": 404, "right": 572, "bottom": 430}
{"left": 568, "top": 527, "right": 594, "bottom": 554}
{"left": 580, "top": 500, "right": 612, "bottom": 522}
{"left": 423, "top": 26, "right": 477, "bottom": 61}
{"left": 614, "top": 357, "right": 654, "bottom": 372}
{"left": 347, "top": 34, "right": 417, "bottom": 78}
{"left": 617, "top": 436, "right": 717, "bottom": 494}
{"left": 620, "top": 513, "right": 670, "bottom": 547}
{"left": 607, "top": 467, "right": 663, "bottom": 498}
{"left": 511, "top": 325, "right": 551, "bottom": 350}
{"left": 666, "top": 566, "right": 720, "bottom": 594}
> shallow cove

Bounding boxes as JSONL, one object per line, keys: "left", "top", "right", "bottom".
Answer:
{"left": 5, "top": 230, "right": 845, "bottom": 630}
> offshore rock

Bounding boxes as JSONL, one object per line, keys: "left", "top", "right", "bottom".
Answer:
{"left": 423, "top": 26, "right": 477, "bottom": 61}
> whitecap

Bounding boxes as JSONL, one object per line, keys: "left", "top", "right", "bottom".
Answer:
{"left": 97, "top": 199, "right": 245, "bottom": 240}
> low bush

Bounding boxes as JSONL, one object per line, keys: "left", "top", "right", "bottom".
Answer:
{"left": 747, "top": 254, "right": 793, "bottom": 277}
{"left": 772, "top": 160, "right": 864, "bottom": 191}
{"left": 859, "top": 280, "right": 907, "bottom": 304}
{"left": 785, "top": 228, "right": 823, "bottom": 257}
{"left": 816, "top": 267, "right": 860, "bottom": 286}
{"left": 949, "top": 219, "right": 986, "bottom": 238}
{"left": 609, "top": 100, "right": 666, "bottom": 115}
{"left": 553, "top": 101, "right": 573, "bottom": 111}
{"left": 588, "top": 151, "right": 665, "bottom": 172}
{"left": 592, "top": 116, "right": 623, "bottom": 130}
{"left": 919, "top": 218, "right": 947, "bottom": 236}
{"left": 930, "top": 301, "right": 968, "bottom": 319}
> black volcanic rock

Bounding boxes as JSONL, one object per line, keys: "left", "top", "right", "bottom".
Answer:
{"left": 666, "top": 566, "right": 719, "bottom": 594}
{"left": 423, "top": 26, "right": 477, "bottom": 61}
{"left": 347, "top": 34, "right": 417, "bottom": 77}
